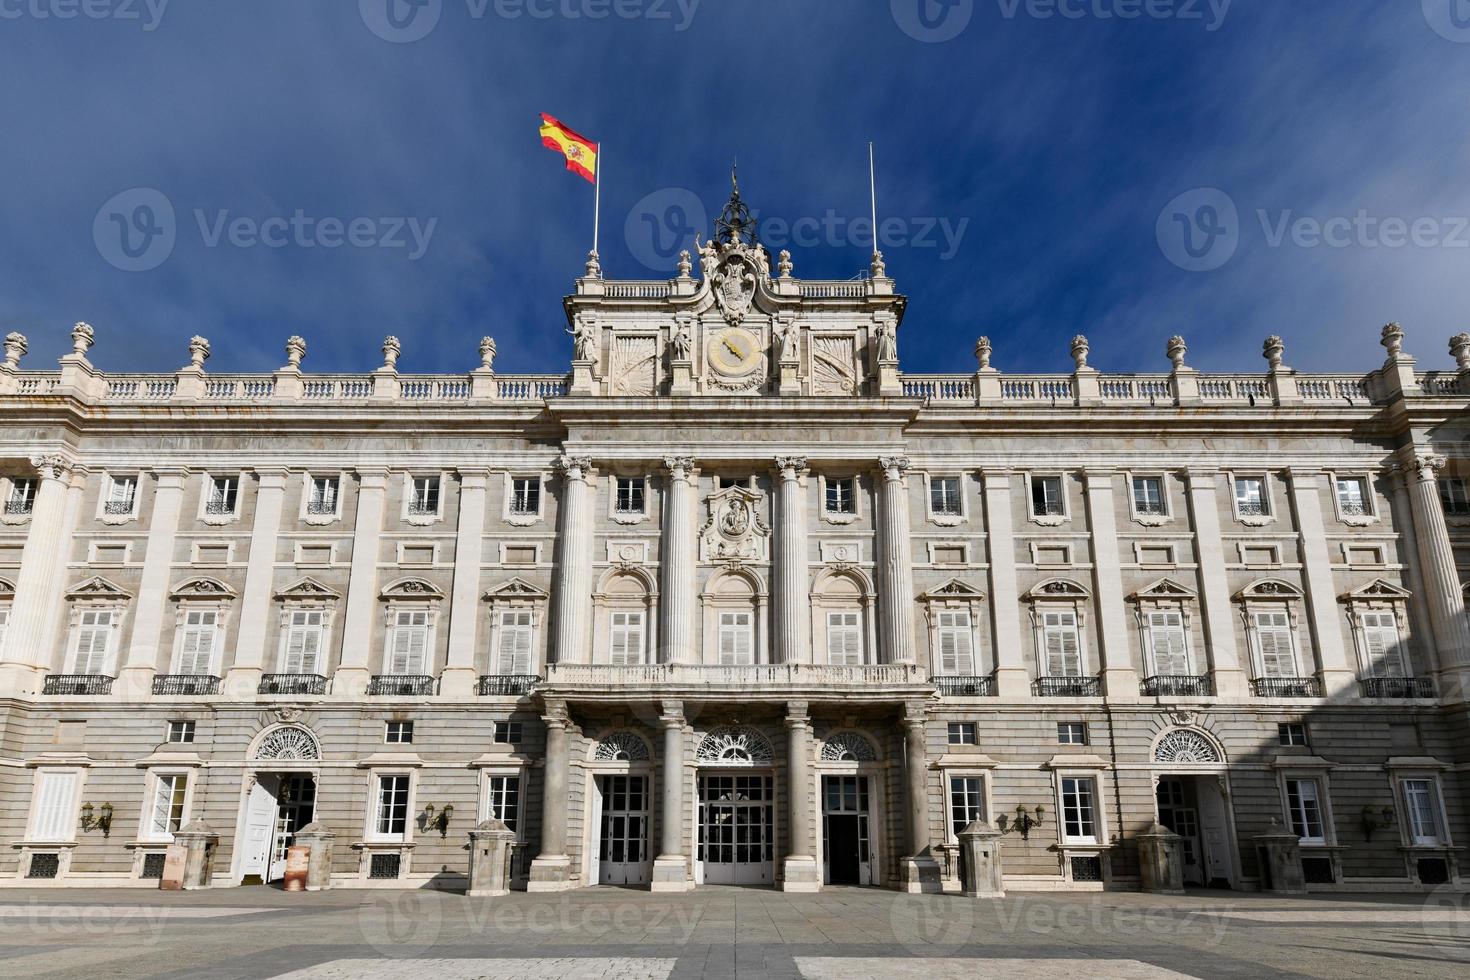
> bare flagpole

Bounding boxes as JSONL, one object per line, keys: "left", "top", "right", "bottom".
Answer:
{"left": 868, "top": 141, "right": 884, "bottom": 276}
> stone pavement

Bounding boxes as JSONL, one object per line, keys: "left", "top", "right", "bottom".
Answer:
{"left": 0, "top": 886, "right": 1466, "bottom": 979}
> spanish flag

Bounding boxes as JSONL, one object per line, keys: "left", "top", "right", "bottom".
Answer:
{"left": 539, "top": 113, "right": 598, "bottom": 184}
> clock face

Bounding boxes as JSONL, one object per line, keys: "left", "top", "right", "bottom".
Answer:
{"left": 707, "top": 327, "right": 763, "bottom": 377}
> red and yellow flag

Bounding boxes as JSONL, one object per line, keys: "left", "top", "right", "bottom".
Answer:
{"left": 539, "top": 113, "right": 598, "bottom": 184}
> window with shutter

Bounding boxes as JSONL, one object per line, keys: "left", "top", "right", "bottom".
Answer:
{"left": 1041, "top": 611, "right": 1081, "bottom": 677}
{"left": 284, "top": 611, "right": 324, "bottom": 673}
{"left": 719, "top": 612, "right": 753, "bottom": 665}
{"left": 936, "top": 611, "right": 974, "bottom": 674}
{"left": 376, "top": 775, "right": 410, "bottom": 838}
{"left": 1147, "top": 611, "right": 1190, "bottom": 675}
{"left": 30, "top": 771, "right": 78, "bottom": 842}
{"left": 825, "top": 611, "right": 862, "bottom": 665}
{"left": 609, "top": 612, "right": 645, "bottom": 665}
{"left": 484, "top": 775, "right": 521, "bottom": 832}
{"left": 1253, "top": 611, "right": 1296, "bottom": 677}
{"left": 71, "top": 610, "right": 115, "bottom": 674}
{"left": 148, "top": 774, "right": 188, "bottom": 839}
{"left": 1285, "top": 778, "right": 1325, "bottom": 842}
{"left": 389, "top": 610, "right": 429, "bottom": 674}
{"left": 497, "top": 611, "right": 534, "bottom": 674}
{"left": 1359, "top": 612, "right": 1404, "bottom": 678}
{"left": 1060, "top": 776, "right": 1098, "bottom": 843}
{"left": 1402, "top": 779, "right": 1441, "bottom": 846}
{"left": 177, "top": 610, "right": 218, "bottom": 675}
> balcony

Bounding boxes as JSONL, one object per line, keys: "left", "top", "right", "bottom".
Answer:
{"left": 103, "top": 499, "right": 135, "bottom": 516}
{"left": 1034, "top": 676, "right": 1102, "bottom": 698}
{"left": 933, "top": 675, "right": 996, "bottom": 697}
{"left": 1237, "top": 501, "right": 1269, "bottom": 517}
{"left": 1441, "top": 499, "right": 1470, "bottom": 517}
{"left": 1141, "top": 675, "right": 1215, "bottom": 698}
{"left": 1361, "top": 676, "right": 1435, "bottom": 699}
{"left": 42, "top": 674, "right": 114, "bottom": 695}
{"left": 152, "top": 674, "right": 220, "bottom": 696}
{"left": 4, "top": 497, "right": 33, "bottom": 516}
{"left": 478, "top": 674, "right": 540, "bottom": 696}
{"left": 542, "top": 662, "right": 931, "bottom": 702}
{"left": 259, "top": 673, "right": 328, "bottom": 696}
{"left": 368, "top": 674, "right": 436, "bottom": 696}
{"left": 1251, "top": 676, "right": 1323, "bottom": 698}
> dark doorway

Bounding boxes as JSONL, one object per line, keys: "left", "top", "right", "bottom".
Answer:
{"left": 826, "top": 814, "right": 861, "bottom": 884}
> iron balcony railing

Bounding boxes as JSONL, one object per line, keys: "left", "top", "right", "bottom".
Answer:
{"left": 933, "top": 675, "right": 997, "bottom": 697}
{"left": 4, "top": 497, "right": 33, "bottom": 516}
{"left": 1236, "top": 501, "right": 1269, "bottom": 516}
{"left": 1034, "top": 676, "right": 1102, "bottom": 697}
{"left": 1361, "top": 677, "right": 1435, "bottom": 699}
{"left": 152, "top": 674, "right": 220, "bottom": 696}
{"left": 259, "top": 673, "right": 328, "bottom": 696}
{"left": 103, "top": 499, "right": 135, "bottom": 515}
{"left": 204, "top": 498, "right": 234, "bottom": 515}
{"left": 477, "top": 674, "right": 540, "bottom": 696}
{"left": 1440, "top": 499, "right": 1470, "bottom": 517}
{"left": 368, "top": 674, "right": 436, "bottom": 696}
{"left": 1251, "top": 676, "right": 1323, "bottom": 698}
{"left": 42, "top": 674, "right": 114, "bottom": 695}
{"left": 1141, "top": 675, "right": 1215, "bottom": 697}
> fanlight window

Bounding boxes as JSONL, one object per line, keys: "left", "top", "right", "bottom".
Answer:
{"left": 594, "top": 732, "right": 651, "bottom": 762}
{"left": 696, "top": 726, "right": 774, "bottom": 767}
{"left": 1153, "top": 730, "right": 1220, "bottom": 764}
{"left": 820, "top": 731, "right": 878, "bottom": 763}
{"left": 251, "top": 725, "right": 321, "bottom": 761}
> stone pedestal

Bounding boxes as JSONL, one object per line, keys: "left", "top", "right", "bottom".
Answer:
{"left": 467, "top": 818, "right": 518, "bottom": 897}
{"left": 777, "top": 358, "right": 800, "bottom": 396}
{"left": 669, "top": 359, "right": 694, "bottom": 395}
{"left": 1253, "top": 820, "right": 1307, "bottom": 895}
{"left": 569, "top": 358, "right": 596, "bottom": 396}
{"left": 1136, "top": 823, "right": 1185, "bottom": 895}
{"left": 161, "top": 821, "right": 218, "bottom": 891}
{"left": 956, "top": 820, "right": 1005, "bottom": 898}
{"left": 293, "top": 823, "right": 336, "bottom": 891}
{"left": 877, "top": 358, "right": 901, "bottom": 397}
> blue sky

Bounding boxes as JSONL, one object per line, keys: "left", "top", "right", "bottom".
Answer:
{"left": 1, "top": 1, "right": 1468, "bottom": 378}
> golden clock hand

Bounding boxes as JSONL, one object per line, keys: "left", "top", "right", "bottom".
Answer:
{"left": 724, "top": 338, "right": 744, "bottom": 359}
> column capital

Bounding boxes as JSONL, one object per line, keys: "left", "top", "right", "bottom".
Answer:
{"left": 1183, "top": 469, "right": 1222, "bottom": 488}
{"left": 555, "top": 454, "right": 594, "bottom": 481}
{"left": 662, "top": 456, "right": 696, "bottom": 482}
{"left": 658, "top": 699, "right": 685, "bottom": 726}
{"left": 1082, "top": 469, "right": 1118, "bottom": 486}
{"left": 541, "top": 698, "right": 570, "bottom": 728}
{"left": 250, "top": 466, "right": 292, "bottom": 485}
{"left": 148, "top": 466, "right": 191, "bottom": 487}
{"left": 878, "top": 455, "right": 911, "bottom": 482}
{"left": 28, "top": 453, "right": 75, "bottom": 483}
{"left": 1406, "top": 452, "right": 1447, "bottom": 482}
{"left": 783, "top": 700, "right": 810, "bottom": 727}
{"left": 981, "top": 469, "right": 1013, "bottom": 489}
{"left": 775, "top": 456, "right": 809, "bottom": 480}
{"left": 1284, "top": 467, "right": 1327, "bottom": 485}
{"left": 902, "top": 701, "right": 928, "bottom": 726}
{"left": 456, "top": 467, "right": 494, "bottom": 485}
{"left": 354, "top": 467, "right": 390, "bottom": 488}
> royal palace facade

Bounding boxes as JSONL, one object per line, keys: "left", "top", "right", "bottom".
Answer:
{"left": 2, "top": 192, "right": 1470, "bottom": 895}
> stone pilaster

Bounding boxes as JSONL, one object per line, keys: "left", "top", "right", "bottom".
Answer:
{"left": 1285, "top": 470, "right": 1356, "bottom": 697}
{"left": 224, "top": 468, "right": 288, "bottom": 696}
{"left": 117, "top": 468, "right": 188, "bottom": 698}
{"left": 780, "top": 701, "right": 820, "bottom": 891}
{"left": 1386, "top": 465, "right": 1437, "bottom": 679}
{"left": 774, "top": 456, "right": 811, "bottom": 664}
{"left": 551, "top": 455, "right": 595, "bottom": 665}
{"left": 1183, "top": 471, "right": 1248, "bottom": 697}
{"left": 898, "top": 702, "right": 941, "bottom": 892}
{"left": 0, "top": 455, "right": 79, "bottom": 693}
{"left": 982, "top": 471, "right": 1029, "bottom": 696}
{"left": 877, "top": 456, "right": 916, "bottom": 664}
{"left": 1400, "top": 453, "right": 1470, "bottom": 701}
{"left": 332, "top": 468, "right": 388, "bottom": 695}
{"left": 1082, "top": 471, "right": 1139, "bottom": 696}
{"left": 651, "top": 699, "right": 691, "bottom": 891}
{"left": 528, "top": 699, "right": 574, "bottom": 891}
{"left": 441, "top": 470, "right": 489, "bottom": 697}
{"left": 659, "top": 457, "right": 697, "bottom": 664}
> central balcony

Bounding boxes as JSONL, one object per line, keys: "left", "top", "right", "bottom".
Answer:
{"left": 367, "top": 674, "right": 437, "bottom": 696}
{"left": 1034, "top": 676, "right": 1103, "bottom": 698}
{"left": 542, "top": 662, "right": 932, "bottom": 702}
{"left": 152, "top": 674, "right": 220, "bottom": 696}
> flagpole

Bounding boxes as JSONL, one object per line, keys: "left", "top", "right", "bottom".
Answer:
{"left": 593, "top": 148, "right": 601, "bottom": 258}
{"left": 868, "top": 141, "right": 879, "bottom": 257}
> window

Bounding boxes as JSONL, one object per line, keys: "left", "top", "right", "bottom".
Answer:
{"left": 936, "top": 611, "right": 974, "bottom": 674}
{"left": 1358, "top": 611, "right": 1405, "bottom": 678}
{"left": 947, "top": 722, "right": 978, "bottom": 745}
{"left": 1252, "top": 611, "right": 1297, "bottom": 677}
{"left": 1132, "top": 476, "right": 1165, "bottom": 516}
{"left": 205, "top": 476, "right": 237, "bottom": 515}
{"left": 1335, "top": 476, "right": 1369, "bottom": 517}
{"left": 1031, "top": 475, "right": 1064, "bottom": 517}
{"left": 70, "top": 610, "right": 116, "bottom": 674}
{"left": 0, "top": 604, "right": 9, "bottom": 651}
{"left": 1401, "top": 779, "right": 1443, "bottom": 846}
{"left": 1145, "top": 610, "right": 1190, "bottom": 676}
{"left": 104, "top": 475, "right": 137, "bottom": 516}
{"left": 825, "top": 611, "right": 862, "bottom": 665}
{"left": 1440, "top": 477, "right": 1470, "bottom": 516}
{"left": 718, "top": 476, "right": 749, "bottom": 491}
{"left": 175, "top": 610, "right": 219, "bottom": 675}
{"left": 509, "top": 477, "right": 541, "bottom": 516}
{"left": 609, "top": 611, "right": 646, "bottom": 665}
{"left": 1040, "top": 611, "right": 1082, "bottom": 677}
{"left": 1278, "top": 723, "right": 1308, "bottom": 747}
{"left": 375, "top": 775, "right": 411, "bottom": 839}
{"left": 930, "top": 477, "right": 962, "bottom": 517}
{"left": 384, "top": 720, "right": 414, "bottom": 744}
{"left": 497, "top": 611, "right": 534, "bottom": 674}
{"left": 29, "top": 771, "right": 78, "bottom": 842}
{"left": 1235, "top": 476, "right": 1268, "bottom": 516}
{"left": 147, "top": 774, "right": 189, "bottom": 839}
{"left": 825, "top": 477, "right": 855, "bottom": 516}
{"left": 719, "top": 611, "right": 754, "bottom": 665}
{"left": 1284, "top": 777, "right": 1326, "bottom": 843}
{"left": 1060, "top": 776, "right": 1099, "bottom": 844}
{"left": 492, "top": 721, "right": 523, "bottom": 744}
{"left": 949, "top": 775, "right": 986, "bottom": 837}
{"left": 1058, "top": 722, "right": 1088, "bottom": 746}
{"left": 307, "top": 476, "right": 339, "bottom": 515}
{"left": 166, "top": 721, "right": 195, "bottom": 744}
{"left": 387, "top": 610, "right": 429, "bottom": 675}
{"left": 6, "top": 478, "right": 35, "bottom": 516}
{"left": 409, "top": 476, "right": 440, "bottom": 515}
{"left": 283, "top": 610, "right": 324, "bottom": 674}
{"left": 614, "top": 477, "right": 646, "bottom": 515}
{"left": 484, "top": 774, "right": 521, "bottom": 832}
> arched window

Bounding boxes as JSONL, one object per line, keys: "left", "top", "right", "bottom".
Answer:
{"left": 251, "top": 725, "right": 321, "bottom": 762}
{"left": 696, "top": 727, "right": 774, "bottom": 766}
{"left": 820, "top": 731, "right": 878, "bottom": 762}
{"left": 594, "top": 566, "right": 658, "bottom": 665}
{"left": 1153, "top": 729, "right": 1221, "bottom": 764}
{"left": 700, "top": 567, "right": 766, "bottom": 666}
{"left": 593, "top": 731, "right": 651, "bottom": 762}
{"left": 810, "top": 567, "right": 875, "bottom": 665}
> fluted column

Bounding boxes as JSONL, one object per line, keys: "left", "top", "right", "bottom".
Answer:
{"left": 1285, "top": 469, "right": 1356, "bottom": 697}
{"left": 225, "top": 468, "right": 288, "bottom": 696}
{"left": 332, "top": 468, "right": 388, "bottom": 695}
{"left": 1082, "top": 471, "right": 1139, "bottom": 696}
{"left": 118, "top": 467, "right": 188, "bottom": 698}
{"left": 1387, "top": 466, "right": 1436, "bottom": 676}
{"left": 551, "top": 455, "right": 594, "bottom": 665}
{"left": 899, "top": 701, "right": 940, "bottom": 892}
{"left": 660, "top": 457, "right": 697, "bottom": 664}
{"left": 441, "top": 469, "right": 489, "bottom": 697}
{"left": 651, "top": 699, "right": 691, "bottom": 891}
{"left": 0, "top": 455, "right": 78, "bottom": 694}
{"left": 982, "top": 471, "right": 1029, "bottom": 696}
{"left": 1183, "top": 471, "right": 1247, "bottom": 697}
{"left": 1402, "top": 453, "right": 1470, "bottom": 701}
{"left": 528, "top": 699, "right": 574, "bottom": 891}
{"left": 780, "top": 700, "right": 820, "bottom": 891}
{"left": 774, "top": 456, "right": 811, "bottom": 664}
{"left": 877, "top": 456, "right": 916, "bottom": 664}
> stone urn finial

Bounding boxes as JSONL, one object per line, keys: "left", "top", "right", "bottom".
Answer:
{"left": 676, "top": 249, "right": 691, "bottom": 278}
{"left": 284, "top": 335, "right": 306, "bottom": 370}
{"left": 381, "top": 336, "right": 401, "bottom": 371}
{"left": 1381, "top": 322, "right": 1405, "bottom": 357}
{"left": 778, "top": 249, "right": 793, "bottom": 279}
{"left": 2, "top": 332, "right": 27, "bottom": 370}
{"left": 975, "top": 336, "right": 992, "bottom": 371}
{"left": 70, "top": 322, "right": 95, "bottom": 357}
{"left": 1071, "top": 335, "right": 1090, "bottom": 371}
{"left": 1263, "top": 335, "right": 1285, "bottom": 371}
{"left": 1450, "top": 333, "right": 1470, "bottom": 372}
{"left": 1167, "top": 335, "right": 1187, "bottom": 371}
{"left": 187, "top": 336, "right": 210, "bottom": 370}
{"left": 479, "top": 336, "right": 497, "bottom": 372}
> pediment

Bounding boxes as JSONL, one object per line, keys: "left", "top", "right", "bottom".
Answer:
{"left": 1024, "top": 578, "right": 1091, "bottom": 601}
{"left": 1234, "top": 578, "right": 1303, "bottom": 601}
{"left": 920, "top": 578, "right": 987, "bottom": 602}
{"left": 1129, "top": 578, "right": 1197, "bottom": 602}
{"left": 274, "top": 577, "right": 341, "bottom": 602}
{"left": 65, "top": 576, "right": 131, "bottom": 601}
{"left": 0, "top": 578, "right": 13, "bottom": 598}
{"left": 484, "top": 577, "right": 549, "bottom": 602}
{"left": 1341, "top": 579, "right": 1411, "bottom": 602}
{"left": 380, "top": 576, "right": 444, "bottom": 600}
{"left": 169, "top": 576, "right": 237, "bottom": 601}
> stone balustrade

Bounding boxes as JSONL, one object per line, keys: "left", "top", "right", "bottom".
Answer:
{"left": 542, "top": 662, "right": 930, "bottom": 698}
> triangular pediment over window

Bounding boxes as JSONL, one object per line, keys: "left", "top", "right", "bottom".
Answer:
{"left": 1233, "top": 578, "right": 1302, "bottom": 601}
{"left": 169, "top": 576, "right": 237, "bottom": 601}
{"left": 919, "top": 579, "right": 986, "bottom": 602}
{"left": 274, "top": 577, "right": 341, "bottom": 602}
{"left": 379, "top": 577, "right": 444, "bottom": 601}
{"left": 1024, "top": 578, "right": 1091, "bottom": 601}
{"left": 65, "top": 576, "right": 131, "bottom": 601}
{"left": 1129, "top": 578, "right": 1197, "bottom": 602}
{"left": 1340, "top": 579, "right": 1411, "bottom": 602}
{"left": 484, "top": 577, "right": 549, "bottom": 602}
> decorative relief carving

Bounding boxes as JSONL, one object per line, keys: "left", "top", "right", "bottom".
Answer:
{"left": 610, "top": 336, "right": 657, "bottom": 396}
{"left": 811, "top": 337, "right": 856, "bottom": 395}
{"left": 696, "top": 726, "right": 774, "bottom": 766}
{"left": 1153, "top": 730, "right": 1221, "bottom": 764}
{"left": 252, "top": 726, "right": 320, "bottom": 761}
{"left": 821, "top": 731, "right": 878, "bottom": 763}
{"left": 699, "top": 486, "right": 770, "bottom": 563}
{"left": 594, "top": 732, "right": 651, "bottom": 762}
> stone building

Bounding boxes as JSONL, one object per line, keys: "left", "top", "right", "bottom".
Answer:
{"left": 1, "top": 188, "right": 1468, "bottom": 893}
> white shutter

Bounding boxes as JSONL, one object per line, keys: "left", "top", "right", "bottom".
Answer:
{"left": 938, "top": 611, "right": 973, "bottom": 674}
{"left": 31, "top": 771, "right": 78, "bottom": 841}
{"left": 72, "top": 610, "right": 113, "bottom": 674}
{"left": 150, "top": 775, "right": 176, "bottom": 837}
{"left": 1254, "top": 611, "right": 1296, "bottom": 677}
{"left": 285, "top": 611, "right": 323, "bottom": 673}
{"left": 1404, "top": 779, "right": 1439, "bottom": 845}
{"left": 498, "top": 612, "right": 533, "bottom": 674}
{"left": 720, "top": 613, "right": 752, "bottom": 665}
{"left": 390, "top": 611, "right": 428, "bottom": 674}
{"left": 1043, "top": 611, "right": 1080, "bottom": 677}
{"left": 1148, "top": 611, "right": 1190, "bottom": 675}
{"left": 178, "top": 610, "right": 218, "bottom": 675}
{"left": 1361, "top": 612, "right": 1404, "bottom": 678}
